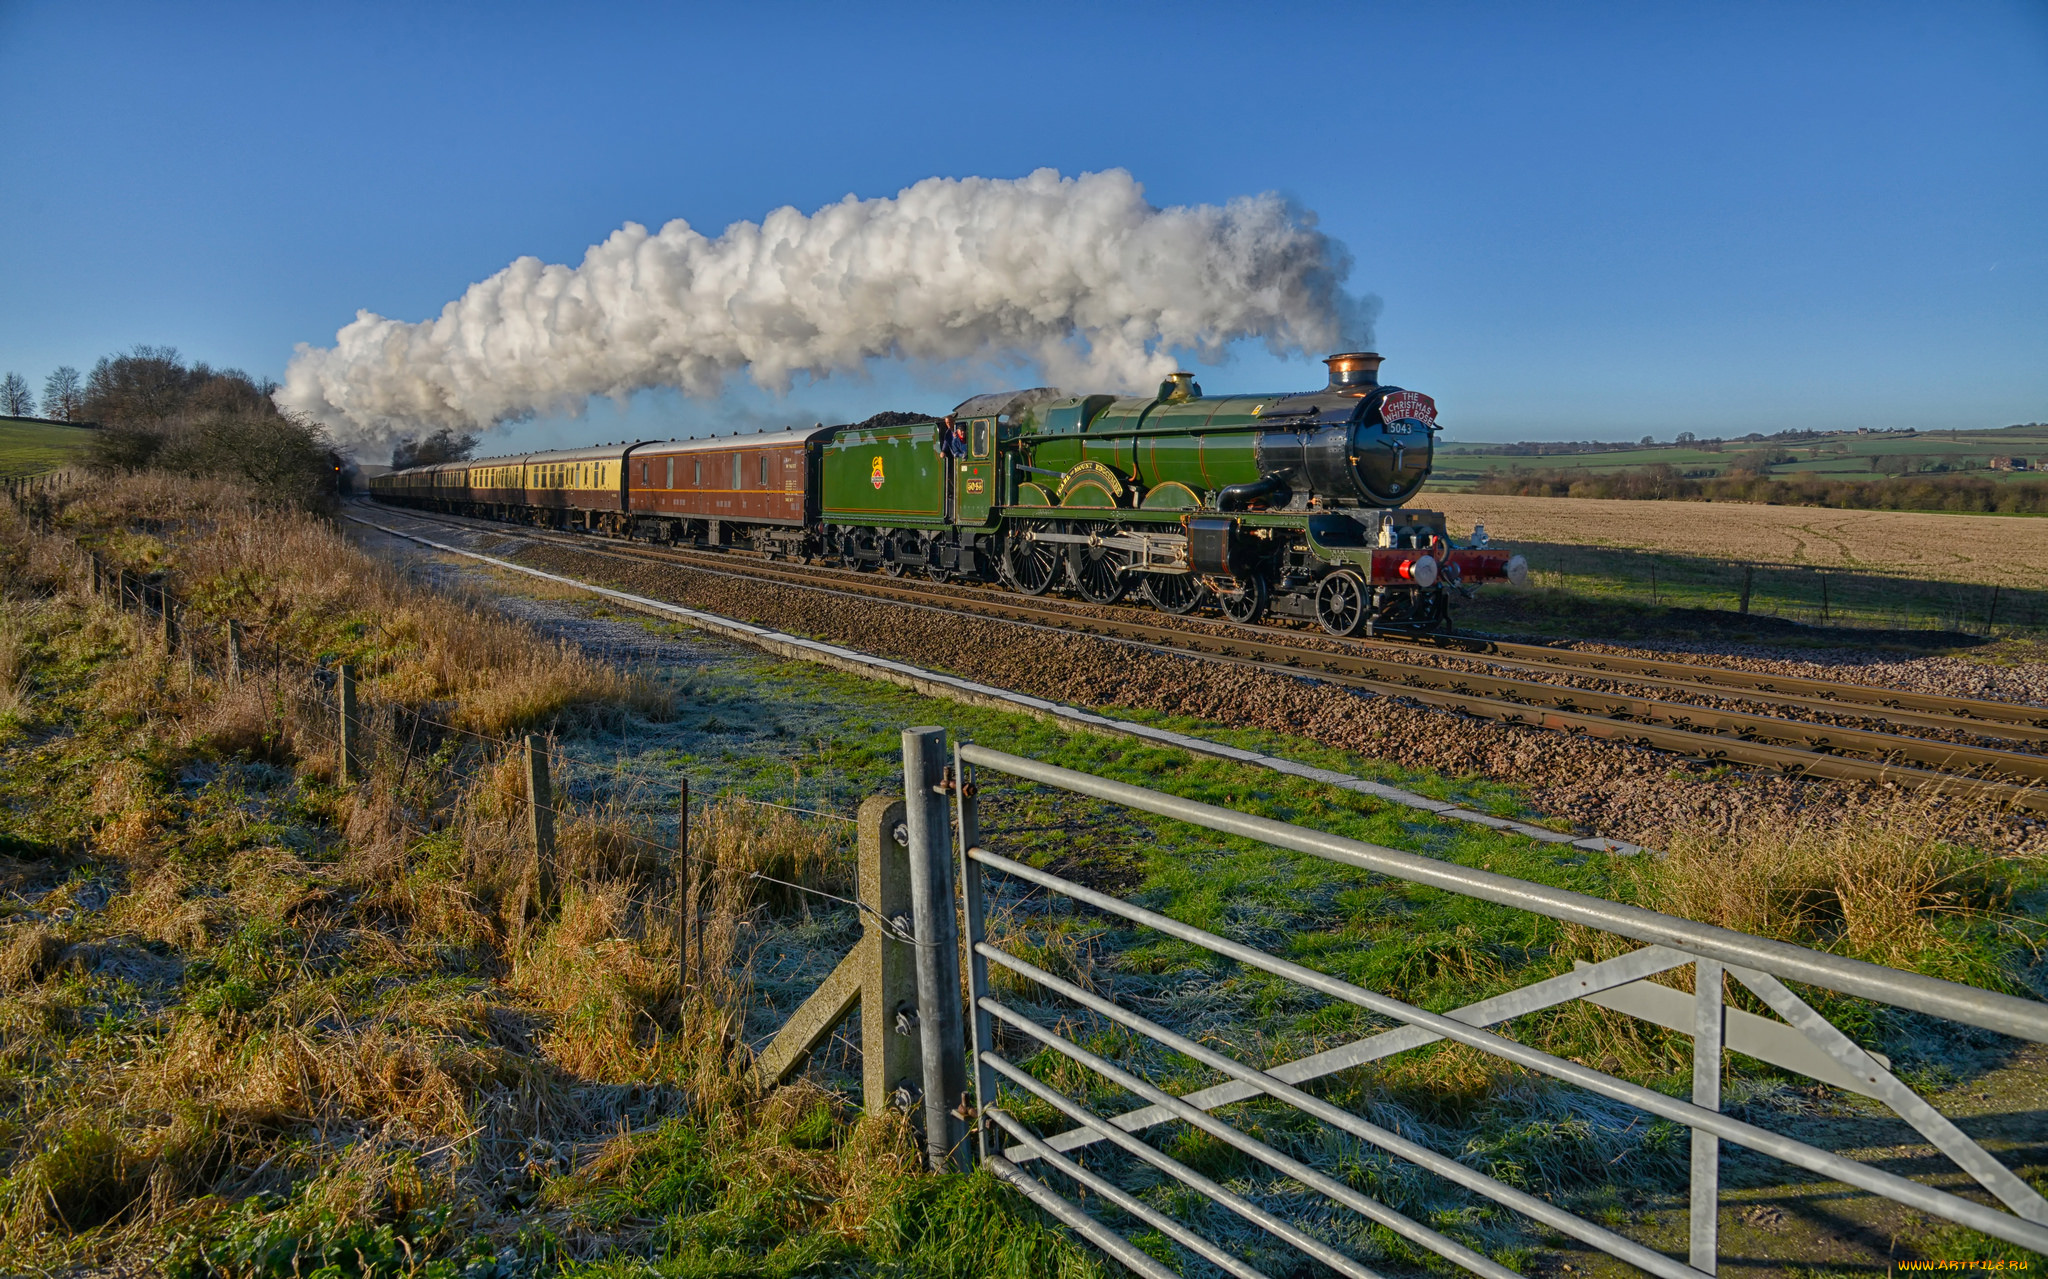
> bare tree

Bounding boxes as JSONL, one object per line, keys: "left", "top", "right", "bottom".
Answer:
{"left": 1, "top": 373, "right": 33, "bottom": 416}
{"left": 40, "top": 366, "right": 83, "bottom": 421}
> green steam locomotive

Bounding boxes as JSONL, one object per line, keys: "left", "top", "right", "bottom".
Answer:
{"left": 368, "top": 352, "right": 1526, "bottom": 636}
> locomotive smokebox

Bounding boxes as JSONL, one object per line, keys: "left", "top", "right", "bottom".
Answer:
{"left": 1324, "top": 352, "right": 1383, "bottom": 392}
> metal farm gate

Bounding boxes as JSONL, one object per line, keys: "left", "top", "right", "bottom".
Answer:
{"left": 767, "top": 727, "right": 2048, "bottom": 1276}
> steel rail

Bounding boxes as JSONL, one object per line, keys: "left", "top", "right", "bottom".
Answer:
{"left": 398, "top": 507, "right": 2048, "bottom": 750}
{"left": 367, "top": 498, "right": 2045, "bottom": 729}
{"left": 380, "top": 502, "right": 2048, "bottom": 731}
{"left": 358, "top": 502, "right": 2048, "bottom": 807}
{"left": 955, "top": 742, "right": 2048, "bottom": 1043}
{"left": 1452, "top": 635, "right": 2048, "bottom": 730}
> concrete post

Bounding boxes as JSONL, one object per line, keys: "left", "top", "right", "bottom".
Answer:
{"left": 902, "top": 726, "right": 968, "bottom": 1172}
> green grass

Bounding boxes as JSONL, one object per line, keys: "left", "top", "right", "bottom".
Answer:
{"left": 1434, "top": 422, "right": 2048, "bottom": 488}
{"left": 7, "top": 489, "right": 2041, "bottom": 1276}
{"left": 0, "top": 416, "right": 94, "bottom": 480}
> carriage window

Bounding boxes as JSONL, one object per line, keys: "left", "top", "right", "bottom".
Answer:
{"left": 732, "top": 453, "right": 743, "bottom": 489}
{"left": 693, "top": 458, "right": 701, "bottom": 486}
{"left": 971, "top": 420, "right": 991, "bottom": 459}
{"left": 666, "top": 458, "right": 674, "bottom": 488}
{"left": 759, "top": 454, "right": 768, "bottom": 486}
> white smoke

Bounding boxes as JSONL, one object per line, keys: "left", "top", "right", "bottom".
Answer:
{"left": 277, "top": 168, "right": 1374, "bottom": 452}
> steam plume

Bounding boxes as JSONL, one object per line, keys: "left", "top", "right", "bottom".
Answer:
{"left": 277, "top": 168, "right": 1373, "bottom": 452}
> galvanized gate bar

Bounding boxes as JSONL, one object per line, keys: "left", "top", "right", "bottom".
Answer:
{"left": 982, "top": 1051, "right": 1399, "bottom": 1279}
{"left": 1690, "top": 961, "right": 1724, "bottom": 1274}
{"left": 1024, "top": 943, "right": 1695, "bottom": 1157}
{"left": 986, "top": 1107, "right": 1274, "bottom": 1279}
{"left": 981, "top": 941, "right": 1709, "bottom": 1279}
{"left": 980, "top": 1153, "right": 1180, "bottom": 1279}
{"left": 955, "top": 743, "right": 2048, "bottom": 1041}
{"left": 984, "top": 997, "right": 1528, "bottom": 1279}
{"left": 970, "top": 846, "right": 2048, "bottom": 1254}
{"left": 901, "top": 727, "right": 969, "bottom": 1172}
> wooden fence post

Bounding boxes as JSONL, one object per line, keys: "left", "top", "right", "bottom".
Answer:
{"left": 861, "top": 793, "right": 918, "bottom": 1115}
{"left": 676, "top": 777, "right": 694, "bottom": 987}
{"left": 226, "top": 620, "right": 244, "bottom": 687}
{"left": 159, "top": 590, "right": 176, "bottom": 652}
{"left": 749, "top": 793, "right": 917, "bottom": 1111}
{"left": 338, "top": 663, "right": 361, "bottom": 784}
{"left": 525, "top": 734, "right": 556, "bottom": 908}
{"left": 1739, "top": 565, "right": 1753, "bottom": 616}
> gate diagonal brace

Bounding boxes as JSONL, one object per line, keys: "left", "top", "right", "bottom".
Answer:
{"left": 1017, "top": 944, "right": 1691, "bottom": 1159}
{"left": 1730, "top": 965, "right": 2048, "bottom": 1227}
{"left": 750, "top": 796, "right": 919, "bottom": 1112}
{"left": 1014, "top": 943, "right": 1939, "bottom": 1163}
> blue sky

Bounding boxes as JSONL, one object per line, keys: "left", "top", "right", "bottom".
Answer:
{"left": 3, "top": 0, "right": 2043, "bottom": 454}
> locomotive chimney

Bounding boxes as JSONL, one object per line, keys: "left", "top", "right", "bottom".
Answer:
{"left": 1324, "top": 352, "right": 1382, "bottom": 392}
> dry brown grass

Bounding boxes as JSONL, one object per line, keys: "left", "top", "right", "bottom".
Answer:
{"left": 59, "top": 471, "right": 672, "bottom": 737}
{"left": 1629, "top": 793, "right": 2031, "bottom": 977}
{"left": 1431, "top": 492, "right": 2048, "bottom": 589}
{"left": 0, "top": 480, "right": 938, "bottom": 1271}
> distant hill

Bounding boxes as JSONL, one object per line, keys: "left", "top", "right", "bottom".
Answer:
{"left": 0, "top": 416, "right": 97, "bottom": 480}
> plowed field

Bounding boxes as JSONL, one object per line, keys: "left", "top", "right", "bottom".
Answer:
{"left": 1429, "top": 493, "right": 2048, "bottom": 589}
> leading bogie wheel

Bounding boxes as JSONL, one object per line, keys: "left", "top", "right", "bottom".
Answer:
{"left": 1002, "top": 523, "right": 1062, "bottom": 596}
{"left": 1314, "top": 569, "right": 1369, "bottom": 637}
{"left": 1142, "top": 573, "right": 1207, "bottom": 616}
{"left": 1217, "top": 574, "right": 1269, "bottom": 625}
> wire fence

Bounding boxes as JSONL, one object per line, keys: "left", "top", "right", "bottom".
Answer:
{"left": 0, "top": 483, "right": 873, "bottom": 981}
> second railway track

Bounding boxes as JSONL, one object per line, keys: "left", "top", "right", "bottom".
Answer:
{"left": 352, "top": 502, "right": 2048, "bottom": 812}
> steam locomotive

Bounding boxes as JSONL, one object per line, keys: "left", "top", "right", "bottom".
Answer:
{"left": 367, "top": 353, "right": 1527, "bottom": 636}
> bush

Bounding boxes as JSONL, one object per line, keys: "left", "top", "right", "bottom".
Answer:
{"left": 80, "top": 347, "right": 337, "bottom": 507}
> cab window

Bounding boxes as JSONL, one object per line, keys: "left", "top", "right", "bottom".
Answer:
{"left": 971, "top": 420, "right": 992, "bottom": 459}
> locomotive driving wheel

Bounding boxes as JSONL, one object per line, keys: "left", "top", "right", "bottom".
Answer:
{"left": 1314, "top": 569, "right": 1369, "bottom": 637}
{"left": 1216, "top": 574, "right": 1269, "bottom": 625}
{"left": 1141, "top": 573, "right": 1206, "bottom": 615}
{"left": 881, "top": 532, "right": 915, "bottom": 577}
{"left": 1001, "top": 522, "right": 1063, "bottom": 596}
{"left": 1067, "top": 529, "right": 1131, "bottom": 605}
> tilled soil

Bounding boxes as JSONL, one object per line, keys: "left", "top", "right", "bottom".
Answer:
{"left": 443, "top": 532, "right": 2048, "bottom": 854}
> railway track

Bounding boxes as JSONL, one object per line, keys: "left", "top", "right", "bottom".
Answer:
{"left": 354, "top": 502, "right": 2048, "bottom": 812}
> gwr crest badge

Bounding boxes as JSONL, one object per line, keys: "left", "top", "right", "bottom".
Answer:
{"left": 870, "top": 457, "right": 885, "bottom": 489}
